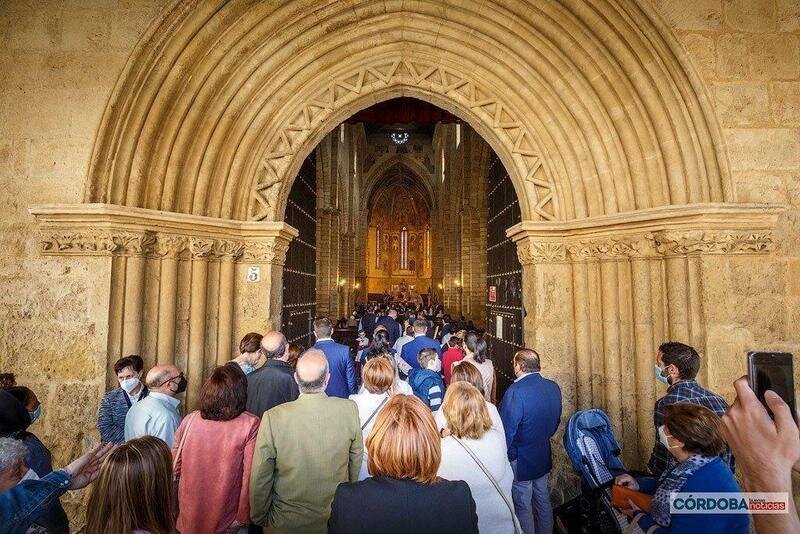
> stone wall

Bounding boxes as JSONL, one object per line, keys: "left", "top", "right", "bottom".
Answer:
{"left": 0, "top": 0, "right": 799, "bottom": 524}
{"left": 0, "top": 1, "right": 168, "bottom": 518}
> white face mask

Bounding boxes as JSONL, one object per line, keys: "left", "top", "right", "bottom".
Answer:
{"left": 658, "top": 425, "right": 681, "bottom": 450}
{"left": 119, "top": 376, "right": 140, "bottom": 393}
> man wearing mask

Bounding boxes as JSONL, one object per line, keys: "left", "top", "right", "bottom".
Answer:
{"left": 649, "top": 341, "right": 731, "bottom": 476}
{"left": 124, "top": 364, "right": 185, "bottom": 447}
{"left": 97, "top": 355, "right": 149, "bottom": 443}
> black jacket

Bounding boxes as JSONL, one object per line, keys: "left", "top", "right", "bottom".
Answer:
{"left": 328, "top": 476, "right": 478, "bottom": 534}
{"left": 246, "top": 359, "right": 299, "bottom": 417}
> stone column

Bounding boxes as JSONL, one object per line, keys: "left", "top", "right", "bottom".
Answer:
{"left": 234, "top": 226, "right": 297, "bottom": 337}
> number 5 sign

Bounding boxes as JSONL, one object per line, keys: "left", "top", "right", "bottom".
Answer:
{"left": 247, "top": 266, "right": 261, "bottom": 282}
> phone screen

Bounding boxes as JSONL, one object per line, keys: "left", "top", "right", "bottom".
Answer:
{"left": 749, "top": 352, "right": 796, "bottom": 420}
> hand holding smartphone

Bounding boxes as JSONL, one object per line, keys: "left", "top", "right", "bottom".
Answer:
{"left": 747, "top": 351, "right": 797, "bottom": 421}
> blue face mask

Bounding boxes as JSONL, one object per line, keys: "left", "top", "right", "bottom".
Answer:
{"left": 654, "top": 364, "right": 670, "bottom": 385}
{"left": 29, "top": 405, "right": 42, "bottom": 425}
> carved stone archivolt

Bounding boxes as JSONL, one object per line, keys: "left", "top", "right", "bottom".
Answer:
{"left": 250, "top": 56, "right": 557, "bottom": 223}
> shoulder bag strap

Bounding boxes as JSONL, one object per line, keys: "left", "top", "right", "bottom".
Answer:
{"left": 361, "top": 395, "right": 390, "bottom": 431}
{"left": 173, "top": 411, "right": 198, "bottom": 478}
{"left": 452, "top": 435, "right": 522, "bottom": 534}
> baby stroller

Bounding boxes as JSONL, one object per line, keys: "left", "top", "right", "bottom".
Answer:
{"left": 561, "top": 409, "right": 632, "bottom": 533}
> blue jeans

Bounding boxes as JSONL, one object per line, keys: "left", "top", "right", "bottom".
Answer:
{"left": 511, "top": 461, "right": 553, "bottom": 534}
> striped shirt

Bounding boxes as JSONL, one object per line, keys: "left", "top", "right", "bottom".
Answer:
{"left": 97, "top": 386, "right": 148, "bottom": 443}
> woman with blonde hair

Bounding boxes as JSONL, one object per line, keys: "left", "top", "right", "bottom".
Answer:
{"left": 84, "top": 435, "right": 175, "bottom": 533}
{"left": 435, "top": 360, "right": 504, "bottom": 435}
{"left": 349, "top": 357, "right": 396, "bottom": 480}
{"left": 437, "top": 382, "right": 518, "bottom": 534}
{"left": 328, "top": 395, "right": 478, "bottom": 533}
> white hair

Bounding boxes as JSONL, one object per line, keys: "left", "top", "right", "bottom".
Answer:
{"left": 0, "top": 437, "right": 28, "bottom": 474}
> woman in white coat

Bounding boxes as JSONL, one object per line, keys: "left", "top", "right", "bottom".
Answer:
{"left": 437, "top": 382, "right": 518, "bottom": 534}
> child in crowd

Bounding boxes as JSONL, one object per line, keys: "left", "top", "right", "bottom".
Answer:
{"left": 408, "top": 348, "right": 445, "bottom": 411}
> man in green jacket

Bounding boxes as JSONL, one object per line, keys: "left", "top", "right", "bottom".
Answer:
{"left": 250, "top": 348, "right": 363, "bottom": 533}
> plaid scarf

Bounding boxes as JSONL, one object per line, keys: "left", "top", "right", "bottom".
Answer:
{"left": 650, "top": 454, "right": 715, "bottom": 527}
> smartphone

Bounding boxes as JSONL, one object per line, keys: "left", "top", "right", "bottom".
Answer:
{"left": 747, "top": 351, "right": 796, "bottom": 421}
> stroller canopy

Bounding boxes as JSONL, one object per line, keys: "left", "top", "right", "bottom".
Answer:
{"left": 564, "top": 409, "right": 625, "bottom": 489}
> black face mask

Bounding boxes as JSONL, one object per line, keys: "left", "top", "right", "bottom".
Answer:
{"left": 175, "top": 374, "right": 188, "bottom": 394}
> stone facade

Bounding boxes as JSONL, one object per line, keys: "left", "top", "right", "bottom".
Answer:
{"left": 1, "top": 0, "right": 798, "bottom": 522}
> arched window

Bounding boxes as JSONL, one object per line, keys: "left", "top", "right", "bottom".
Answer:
{"left": 400, "top": 227, "right": 408, "bottom": 269}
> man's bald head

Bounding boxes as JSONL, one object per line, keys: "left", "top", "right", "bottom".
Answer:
{"left": 146, "top": 364, "right": 181, "bottom": 394}
{"left": 295, "top": 349, "right": 329, "bottom": 393}
{"left": 261, "top": 331, "right": 288, "bottom": 361}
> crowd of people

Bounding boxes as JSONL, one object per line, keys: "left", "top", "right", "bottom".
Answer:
{"left": 0, "top": 302, "right": 798, "bottom": 533}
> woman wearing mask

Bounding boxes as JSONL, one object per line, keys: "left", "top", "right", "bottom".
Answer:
{"left": 614, "top": 403, "right": 748, "bottom": 533}
{"left": 84, "top": 436, "right": 175, "bottom": 534}
{"left": 97, "top": 355, "right": 149, "bottom": 443}
{"left": 0, "top": 388, "right": 69, "bottom": 532}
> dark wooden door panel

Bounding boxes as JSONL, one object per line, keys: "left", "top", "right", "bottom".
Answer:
{"left": 282, "top": 155, "right": 317, "bottom": 346}
{"left": 486, "top": 153, "right": 524, "bottom": 400}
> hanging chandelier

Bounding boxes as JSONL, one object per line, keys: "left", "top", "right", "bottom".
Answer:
{"left": 390, "top": 132, "right": 409, "bottom": 145}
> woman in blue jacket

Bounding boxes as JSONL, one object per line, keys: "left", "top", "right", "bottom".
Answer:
{"left": 615, "top": 403, "right": 748, "bottom": 533}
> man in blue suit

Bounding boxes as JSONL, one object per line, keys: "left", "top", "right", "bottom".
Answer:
{"left": 312, "top": 317, "right": 357, "bottom": 398}
{"left": 359, "top": 306, "right": 377, "bottom": 340}
{"left": 499, "top": 348, "right": 562, "bottom": 534}
{"left": 399, "top": 319, "right": 442, "bottom": 372}
{"left": 375, "top": 308, "right": 402, "bottom": 346}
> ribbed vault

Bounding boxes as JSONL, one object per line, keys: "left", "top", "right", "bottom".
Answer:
{"left": 86, "top": 0, "right": 731, "bottom": 223}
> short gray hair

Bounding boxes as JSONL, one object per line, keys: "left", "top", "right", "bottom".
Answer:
{"left": 0, "top": 437, "right": 28, "bottom": 474}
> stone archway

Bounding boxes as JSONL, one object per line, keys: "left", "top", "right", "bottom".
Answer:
{"left": 30, "top": 0, "right": 788, "bottom": 500}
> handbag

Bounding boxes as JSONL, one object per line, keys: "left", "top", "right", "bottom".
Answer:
{"left": 361, "top": 395, "right": 389, "bottom": 431}
{"left": 452, "top": 436, "right": 522, "bottom": 534}
{"left": 611, "top": 484, "right": 653, "bottom": 513}
{"left": 172, "top": 411, "right": 198, "bottom": 516}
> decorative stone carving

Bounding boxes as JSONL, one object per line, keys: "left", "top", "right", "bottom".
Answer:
{"left": 189, "top": 238, "right": 215, "bottom": 259}
{"left": 566, "top": 238, "right": 644, "bottom": 260}
{"left": 243, "top": 240, "right": 292, "bottom": 265}
{"left": 212, "top": 239, "right": 246, "bottom": 261}
{"left": 39, "top": 230, "right": 156, "bottom": 256}
{"left": 249, "top": 57, "right": 557, "bottom": 222}
{"left": 650, "top": 231, "right": 775, "bottom": 255}
{"left": 516, "top": 241, "right": 567, "bottom": 265}
{"left": 152, "top": 234, "right": 189, "bottom": 258}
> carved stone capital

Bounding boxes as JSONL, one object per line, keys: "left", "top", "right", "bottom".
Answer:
{"left": 39, "top": 230, "right": 156, "bottom": 256}
{"left": 243, "top": 240, "right": 291, "bottom": 265}
{"left": 213, "top": 239, "right": 245, "bottom": 261}
{"left": 566, "top": 237, "right": 645, "bottom": 260}
{"left": 151, "top": 234, "right": 189, "bottom": 258}
{"left": 650, "top": 230, "right": 774, "bottom": 256}
{"left": 189, "top": 238, "right": 215, "bottom": 259}
{"left": 516, "top": 240, "right": 566, "bottom": 265}
{"left": 507, "top": 204, "right": 783, "bottom": 264}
